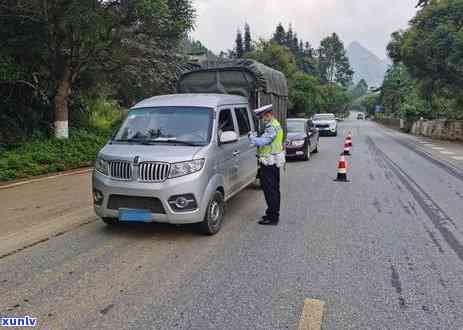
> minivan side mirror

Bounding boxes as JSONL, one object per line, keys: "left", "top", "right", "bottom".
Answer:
{"left": 219, "top": 131, "right": 238, "bottom": 144}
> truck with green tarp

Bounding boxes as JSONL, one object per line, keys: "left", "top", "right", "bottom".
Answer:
{"left": 177, "top": 59, "right": 288, "bottom": 134}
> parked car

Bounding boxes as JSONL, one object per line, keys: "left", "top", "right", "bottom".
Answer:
{"left": 357, "top": 113, "right": 365, "bottom": 120}
{"left": 312, "top": 113, "right": 338, "bottom": 136}
{"left": 286, "top": 118, "right": 319, "bottom": 161}
{"left": 93, "top": 94, "right": 259, "bottom": 235}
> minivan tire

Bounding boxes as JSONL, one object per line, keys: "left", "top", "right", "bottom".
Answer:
{"left": 102, "top": 217, "right": 119, "bottom": 226}
{"left": 198, "top": 191, "right": 225, "bottom": 235}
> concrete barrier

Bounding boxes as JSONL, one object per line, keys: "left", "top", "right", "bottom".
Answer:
{"left": 375, "top": 118, "right": 401, "bottom": 129}
{"left": 411, "top": 119, "right": 463, "bottom": 142}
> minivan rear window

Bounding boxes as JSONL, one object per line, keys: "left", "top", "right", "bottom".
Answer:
{"left": 114, "top": 107, "right": 213, "bottom": 146}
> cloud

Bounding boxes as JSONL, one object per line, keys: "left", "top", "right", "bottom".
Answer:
{"left": 191, "top": 0, "right": 418, "bottom": 58}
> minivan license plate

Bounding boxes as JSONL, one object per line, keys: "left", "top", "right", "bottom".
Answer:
{"left": 119, "top": 209, "right": 152, "bottom": 222}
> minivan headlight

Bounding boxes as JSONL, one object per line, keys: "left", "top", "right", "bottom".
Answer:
{"left": 169, "top": 159, "right": 205, "bottom": 178}
{"left": 95, "top": 157, "right": 109, "bottom": 175}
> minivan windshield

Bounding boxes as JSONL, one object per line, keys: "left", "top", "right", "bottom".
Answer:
{"left": 287, "top": 120, "right": 306, "bottom": 133}
{"left": 113, "top": 107, "right": 212, "bottom": 146}
{"left": 313, "top": 114, "right": 335, "bottom": 121}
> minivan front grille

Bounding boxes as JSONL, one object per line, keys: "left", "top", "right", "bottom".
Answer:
{"left": 109, "top": 160, "right": 132, "bottom": 180}
{"left": 139, "top": 162, "right": 170, "bottom": 182}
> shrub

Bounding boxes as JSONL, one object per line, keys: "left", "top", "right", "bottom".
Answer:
{"left": 0, "top": 129, "right": 110, "bottom": 181}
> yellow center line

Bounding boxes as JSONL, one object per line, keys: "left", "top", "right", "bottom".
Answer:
{"left": 298, "top": 298, "right": 326, "bottom": 330}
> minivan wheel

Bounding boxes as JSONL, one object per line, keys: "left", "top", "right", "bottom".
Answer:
{"left": 303, "top": 143, "right": 311, "bottom": 161}
{"left": 102, "top": 217, "right": 119, "bottom": 226}
{"left": 198, "top": 191, "right": 225, "bottom": 235}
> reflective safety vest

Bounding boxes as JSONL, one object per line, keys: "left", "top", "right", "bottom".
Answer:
{"left": 257, "top": 119, "right": 284, "bottom": 162}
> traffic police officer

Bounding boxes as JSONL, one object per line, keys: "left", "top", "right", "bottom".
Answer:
{"left": 249, "top": 105, "right": 285, "bottom": 226}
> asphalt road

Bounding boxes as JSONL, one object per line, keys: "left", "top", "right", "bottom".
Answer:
{"left": 2, "top": 118, "right": 463, "bottom": 329}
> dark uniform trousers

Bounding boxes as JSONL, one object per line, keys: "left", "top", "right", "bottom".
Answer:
{"left": 260, "top": 164, "right": 280, "bottom": 221}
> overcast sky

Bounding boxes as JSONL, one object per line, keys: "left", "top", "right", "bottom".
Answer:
{"left": 191, "top": 0, "right": 418, "bottom": 59}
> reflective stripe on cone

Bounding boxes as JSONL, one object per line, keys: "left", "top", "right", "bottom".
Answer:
{"left": 335, "top": 155, "right": 349, "bottom": 182}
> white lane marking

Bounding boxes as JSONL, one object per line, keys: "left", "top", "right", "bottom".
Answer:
{"left": 452, "top": 156, "right": 463, "bottom": 161}
{"left": 298, "top": 299, "right": 325, "bottom": 330}
{"left": 440, "top": 151, "right": 455, "bottom": 155}
{"left": 431, "top": 147, "right": 445, "bottom": 150}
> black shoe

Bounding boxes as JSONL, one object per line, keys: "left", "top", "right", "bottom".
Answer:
{"left": 258, "top": 218, "right": 279, "bottom": 226}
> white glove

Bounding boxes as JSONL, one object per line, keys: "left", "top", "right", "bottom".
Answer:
{"left": 248, "top": 132, "right": 257, "bottom": 139}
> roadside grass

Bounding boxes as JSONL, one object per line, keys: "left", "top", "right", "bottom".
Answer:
{"left": 0, "top": 95, "right": 127, "bottom": 182}
{"left": 0, "top": 129, "right": 111, "bottom": 181}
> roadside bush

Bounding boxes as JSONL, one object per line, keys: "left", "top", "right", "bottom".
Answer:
{"left": 0, "top": 129, "right": 110, "bottom": 181}
{"left": 71, "top": 95, "right": 126, "bottom": 134}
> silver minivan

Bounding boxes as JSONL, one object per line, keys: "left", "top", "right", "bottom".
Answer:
{"left": 92, "top": 94, "right": 258, "bottom": 234}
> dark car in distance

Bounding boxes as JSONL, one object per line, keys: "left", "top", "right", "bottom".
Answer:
{"left": 285, "top": 118, "right": 320, "bottom": 161}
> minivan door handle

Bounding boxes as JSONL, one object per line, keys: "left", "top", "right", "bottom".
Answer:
{"left": 232, "top": 150, "right": 240, "bottom": 157}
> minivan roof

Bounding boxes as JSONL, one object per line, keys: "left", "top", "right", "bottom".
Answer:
{"left": 131, "top": 94, "right": 249, "bottom": 110}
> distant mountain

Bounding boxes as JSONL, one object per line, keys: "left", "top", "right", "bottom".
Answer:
{"left": 347, "top": 41, "right": 390, "bottom": 88}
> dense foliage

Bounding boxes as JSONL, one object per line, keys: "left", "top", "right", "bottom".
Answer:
{"left": 0, "top": 0, "right": 195, "bottom": 141}
{"left": 380, "top": 0, "right": 463, "bottom": 120}
{"left": 242, "top": 23, "right": 353, "bottom": 117}
{"left": 0, "top": 129, "right": 110, "bottom": 181}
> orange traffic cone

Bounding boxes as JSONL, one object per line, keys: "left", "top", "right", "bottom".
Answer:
{"left": 334, "top": 155, "right": 349, "bottom": 182}
{"left": 346, "top": 135, "right": 353, "bottom": 148}
{"left": 342, "top": 141, "right": 351, "bottom": 156}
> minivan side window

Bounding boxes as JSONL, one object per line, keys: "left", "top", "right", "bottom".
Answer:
{"left": 235, "top": 107, "right": 251, "bottom": 136}
{"left": 218, "top": 109, "right": 236, "bottom": 133}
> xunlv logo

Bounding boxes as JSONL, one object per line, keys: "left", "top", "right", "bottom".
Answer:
{"left": 1, "top": 316, "right": 37, "bottom": 327}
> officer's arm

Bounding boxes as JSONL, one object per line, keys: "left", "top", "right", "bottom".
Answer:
{"left": 251, "top": 126, "right": 276, "bottom": 147}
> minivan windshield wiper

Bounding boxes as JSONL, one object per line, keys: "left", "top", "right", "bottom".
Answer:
{"left": 112, "top": 138, "right": 204, "bottom": 146}
{"left": 139, "top": 139, "right": 205, "bottom": 147}
{"left": 112, "top": 138, "right": 145, "bottom": 143}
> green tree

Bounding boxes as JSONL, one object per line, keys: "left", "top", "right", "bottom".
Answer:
{"left": 289, "top": 73, "right": 323, "bottom": 116}
{"left": 272, "top": 23, "right": 286, "bottom": 46}
{"left": 390, "top": 0, "right": 463, "bottom": 119}
{"left": 0, "top": 0, "right": 195, "bottom": 138}
{"left": 286, "top": 24, "right": 294, "bottom": 49}
{"left": 360, "top": 93, "right": 380, "bottom": 117}
{"left": 401, "top": 1, "right": 463, "bottom": 96}
{"left": 319, "top": 84, "right": 352, "bottom": 114}
{"left": 235, "top": 29, "right": 244, "bottom": 58}
{"left": 244, "top": 23, "right": 253, "bottom": 53}
{"left": 246, "top": 40, "right": 298, "bottom": 80}
{"left": 386, "top": 30, "right": 405, "bottom": 64}
{"left": 318, "top": 33, "right": 353, "bottom": 87}
{"left": 351, "top": 79, "right": 369, "bottom": 99}
{"left": 380, "top": 63, "right": 431, "bottom": 121}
